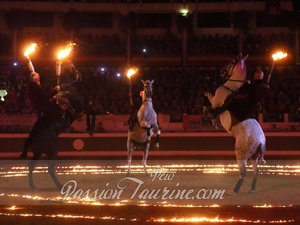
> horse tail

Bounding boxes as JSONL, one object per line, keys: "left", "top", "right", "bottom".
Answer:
{"left": 258, "top": 143, "right": 266, "bottom": 165}
{"left": 20, "top": 137, "right": 32, "bottom": 159}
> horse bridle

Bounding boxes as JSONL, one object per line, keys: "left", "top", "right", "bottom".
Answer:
{"left": 221, "top": 54, "right": 245, "bottom": 81}
{"left": 221, "top": 54, "right": 248, "bottom": 93}
{"left": 143, "top": 83, "right": 153, "bottom": 99}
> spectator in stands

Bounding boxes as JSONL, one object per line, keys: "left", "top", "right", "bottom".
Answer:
{"left": 95, "top": 121, "right": 106, "bottom": 133}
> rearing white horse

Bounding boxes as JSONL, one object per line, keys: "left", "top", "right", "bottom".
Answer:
{"left": 206, "top": 54, "right": 266, "bottom": 195}
{"left": 127, "top": 80, "right": 161, "bottom": 176}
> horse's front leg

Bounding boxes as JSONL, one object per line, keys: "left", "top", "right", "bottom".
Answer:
{"left": 48, "top": 152, "right": 63, "bottom": 190}
{"left": 205, "top": 92, "right": 215, "bottom": 106}
{"left": 153, "top": 123, "right": 161, "bottom": 150}
{"left": 28, "top": 153, "right": 42, "bottom": 192}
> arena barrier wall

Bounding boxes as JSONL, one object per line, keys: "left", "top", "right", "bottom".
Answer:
{"left": 0, "top": 132, "right": 299, "bottom": 159}
{"left": 0, "top": 113, "right": 299, "bottom": 133}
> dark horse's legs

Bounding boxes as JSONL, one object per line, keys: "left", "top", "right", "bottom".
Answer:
{"left": 29, "top": 153, "right": 42, "bottom": 191}
{"left": 233, "top": 159, "right": 247, "bottom": 194}
{"left": 48, "top": 152, "right": 63, "bottom": 190}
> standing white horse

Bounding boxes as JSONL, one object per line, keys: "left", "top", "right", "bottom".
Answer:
{"left": 206, "top": 54, "right": 266, "bottom": 195}
{"left": 127, "top": 80, "right": 161, "bottom": 176}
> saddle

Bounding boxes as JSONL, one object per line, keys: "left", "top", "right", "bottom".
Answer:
{"left": 127, "top": 112, "right": 152, "bottom": 136}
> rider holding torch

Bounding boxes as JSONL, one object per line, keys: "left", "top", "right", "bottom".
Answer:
{"left": 207, "top": 52, "right": 287, "bottom": 122}
{"left": 24, "top": 43, "right": 62, "bottom": 122}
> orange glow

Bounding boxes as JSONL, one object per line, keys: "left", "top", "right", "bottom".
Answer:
{"left": 272, "top": 52, "right": 287, "bottom": 60}
{"left": 57, "top": 43, "right": 76, "bottom": 60}
{"left": 24, "top": 43, "right": 37, "bottom": 57}
{"left": 127, "top": 68, "right": 138, "bottom": 78}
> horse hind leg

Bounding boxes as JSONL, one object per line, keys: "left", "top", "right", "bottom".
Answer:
{"left": 28, "top": 153, "right": 42, "bottom": 191}
{"left": 142, "top": 143, "right": 150, "bottom": 176}
{"left": 127, "top": 140, "right": 135, "bottom": 177}
{"left": 249, "top": 144, "right": 265, "bottom": 193}
{"left": 48, "top": 152, "right": 63, "bottom": 190}
{"left": 229, "top": 159, "right": 247, "bottom": 195}
{"left": 249, "top": 156, "right": 259, "bottom": 193}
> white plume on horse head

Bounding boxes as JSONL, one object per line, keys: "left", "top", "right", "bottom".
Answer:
{"left": 141, "top": 79, "right": 154, "bottom": 85}
{"left": 231, "top": 54, "right": 248, "bottom": 79}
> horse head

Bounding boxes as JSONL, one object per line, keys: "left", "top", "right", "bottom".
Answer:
{"left": 221, "top": 54, "right": 248, "bottom": 81}
{"left": 141, "top": 79, "right": 154, "bottom": 99}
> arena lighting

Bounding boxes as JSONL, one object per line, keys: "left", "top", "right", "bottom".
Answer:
{"left": 117, "top": 73, "right": 121, "bottom": 77}
{"left": 101, "top": 68, "right": 105, "bottom": 72}
{"left": 13, "top": 62, "right": 17, "bottom": 66}
{"left": 180, "top": 9, "right": 189, "bottom": 17}
{"left": 143, "top": 48, "right": 147, "bottom": 53}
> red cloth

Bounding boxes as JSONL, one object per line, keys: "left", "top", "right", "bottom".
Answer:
{"left": 27, "top": 82, "right": 63, "bottom": 122}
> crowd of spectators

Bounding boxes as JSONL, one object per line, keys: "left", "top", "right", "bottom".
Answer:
{"left": 12, "top": 31, "right": 295, "bottom": 56}
{"left": 0, "top": 63, "right": 299, "bottom": 134}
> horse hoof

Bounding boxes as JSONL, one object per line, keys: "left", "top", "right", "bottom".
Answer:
{"left": 127, "top": 172, "right": 131, "bottom": 177}
{"left": 226, "top": 190, "right": 237, "bottom": 196}
{"left": 248, "top": 190, "right": 255, "bottom": 194}
{"left": 145, "top": 172, "right": 149, "bottom": 177}
{"left": 31, "top": 187, "right": 39, "bottom": 192}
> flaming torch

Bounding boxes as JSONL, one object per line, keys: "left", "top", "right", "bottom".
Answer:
{"left": 56, "top": 43, "right": 75, "bottom": 103}
{"left": 24, "top": 43, "right": 37, "bottom": 73}
{"left": 268, "top": 52, "right": 287, "bottom": 83}
{"left": 127, "top": 68, "right": 138, "bottom": 106}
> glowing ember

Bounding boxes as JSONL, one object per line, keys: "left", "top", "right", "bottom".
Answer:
{"left": 1, "top": 164, "right": 300, "bottom": 178}
{"left": 0, "top": 213, "right": 295, "bottom": 223}
{"left": 272, "top": 52, "right": 287, "bottom": 60}
{"left": 5, "top": 205, "right": 22, "bottom": 210}
{"left": 24, "top": 43, "right": 37, "bottom": 57}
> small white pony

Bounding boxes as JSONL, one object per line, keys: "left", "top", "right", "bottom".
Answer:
{"left": 127, "top": 80, "right": 160, "bottom": 176}
{"left": 206, "top": 54, "right": 266, "bottom": 195}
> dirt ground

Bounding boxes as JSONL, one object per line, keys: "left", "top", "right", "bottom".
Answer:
{"left": 0, "top": 161, "right": 299, "bottom": 224}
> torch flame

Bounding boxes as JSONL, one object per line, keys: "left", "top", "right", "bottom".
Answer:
{"left": 57, "top": 43, "right": 76, "bottom": 60}
{"left": 24, "top": 43, "right": 37, "bottom": 57}
{"left": 272, "top": 52, "right": 287, "bottom": 61}
{"left": 127, "top": 68, "right": 138, "bottom": 78}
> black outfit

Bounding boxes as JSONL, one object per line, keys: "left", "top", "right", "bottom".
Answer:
{"left": 86, "top": 101, "right": 96, "bottom": 134}
{"left": 209, "top": 80, "right": 269, "bottom": 122}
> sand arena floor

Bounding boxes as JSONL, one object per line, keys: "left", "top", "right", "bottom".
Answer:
{"left": 0, "top": 160, "right": 299, "bottom": 224}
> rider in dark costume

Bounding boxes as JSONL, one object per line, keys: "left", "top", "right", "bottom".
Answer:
{"left": 20, "top": 72, "right": 73, "bottom": 158}
{"left": 208, "top": 70, "right": 270, "bottom": 122}
{"left": 27, "top": 72, "right": 62, "bottom": 122}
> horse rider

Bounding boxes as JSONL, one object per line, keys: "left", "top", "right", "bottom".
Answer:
{"left": 27, "top": 72, "right": 63, "bottom": 122}
{"left": 20, "top": 72, "right": 72, "bottom": 159}
{"left": 208, "top": 70, "right": 270, "bottom": 122}
{"left": 127, "top": 91, "right": 144, "bottom": 132}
